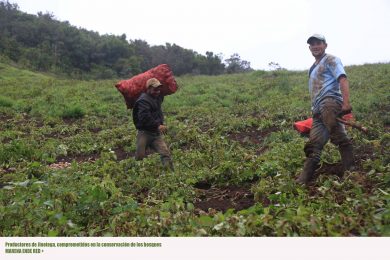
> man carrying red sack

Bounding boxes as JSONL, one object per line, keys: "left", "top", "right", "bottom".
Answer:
{"left": 296, "top": 34, "right": 354, "bottom": 185}
{"left": 132, "top": 78, "right": 174, "bottom": 171}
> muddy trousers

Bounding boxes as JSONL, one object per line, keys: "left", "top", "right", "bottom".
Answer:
{"left": 297, "top": 98, "right": 354, "bottom": 184}
{"left": 135, "top": 130, "right": 174, "bottom": 171}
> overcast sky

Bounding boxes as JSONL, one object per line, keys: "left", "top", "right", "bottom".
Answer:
{"left": 9, "top": 0, "right": 390, "bottom": 70}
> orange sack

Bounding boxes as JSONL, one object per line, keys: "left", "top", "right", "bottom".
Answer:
{"left": 115, "top": 64, "right": 178, "bottom": 109}
{"left": 293, "top": 117, "right": 313, "bottom": 134}
{"left": 293, "top": 113, "right": 354, "bottom": 134}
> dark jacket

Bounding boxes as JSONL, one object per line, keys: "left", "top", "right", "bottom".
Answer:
{"left": 133, "top": 93, "right": 164, "bottom": 132}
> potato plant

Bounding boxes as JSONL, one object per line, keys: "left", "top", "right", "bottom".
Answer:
{"left": 0, "top": 62, "right": 389, "bottom": 236}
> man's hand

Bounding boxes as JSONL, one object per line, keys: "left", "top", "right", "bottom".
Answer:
{"left": 341, "top": 103, "right": 352, "bottom": 115}
{"left": 158, "top": 125, "right": 168, "bottom": 134}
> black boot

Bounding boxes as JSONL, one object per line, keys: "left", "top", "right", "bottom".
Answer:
{"left": 296, "top": 158, "right": 319, "bottom": 185}
{"left": 339, "top": 144, "right": 354, "bottom": 171}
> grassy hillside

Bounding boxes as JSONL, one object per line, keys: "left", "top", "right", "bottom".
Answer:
{"left": 0, "top": 62, "right": 389, "bottom": 236}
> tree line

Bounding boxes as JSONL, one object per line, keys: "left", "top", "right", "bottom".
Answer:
{"left": 0, "top": 1, "right": 253, "bottom": 79}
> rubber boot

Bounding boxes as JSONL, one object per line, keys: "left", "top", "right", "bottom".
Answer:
{"left": 162, "top": 158, "right": 174, "bottom": 172}
{"left": 339, "top": 144, "right": 354, "bottom": 171}
{"left": 296, "top": 158, "right": 319, "bottom": 185}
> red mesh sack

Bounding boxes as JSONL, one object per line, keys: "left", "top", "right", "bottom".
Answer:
{"left": 293, "top": 118, "right": 313, "bottom": 134}
{"left": 115, "top": 64, "right": 178, "bottom": 109}
{"left": 342, "top": 113, "right": 354, "bottom": 121}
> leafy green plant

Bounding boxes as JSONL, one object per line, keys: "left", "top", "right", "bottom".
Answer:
{"left": 0, "top": 96, "right": 13, "bottom": 107}
{"left": 0, "top": 62, "right": 389, "bottom": 236}
{"left": 60, "top": 105, "right": 85, "bottom": 119}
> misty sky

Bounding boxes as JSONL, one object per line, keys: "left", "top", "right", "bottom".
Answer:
{"left": 8, "top": 0, "right": 390, "bottom": 70}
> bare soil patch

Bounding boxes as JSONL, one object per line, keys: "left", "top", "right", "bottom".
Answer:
{"left": 62, "top": 118, "right": 78, "bottom": 125}
{"left": 227, "top": 126, "right": 278, "bottom": 155}
{"left": 55, "top": 153, "right": 100, "bottom": 164}
{"left": 113, "top": 147, "right": 136, "bottom": 161}
{"left": 316, "top": 162, "right": 344, "bottom": 177}
{"left": 52, "top": 146, "right": 137, "bottom": 168}
{"left": 194, "top": 182, "right": 255, "bottom": 213}
{"left": 1, "top": 137, "right": 12, "bottom": 144}
{"left": 89, "top": 127, "right": 102, "bottom": 133}
{"left": 228, "top": 126, "right": 278, "bottom": 145}
{"left": 0, "top": 114, "right": 12, "bottom": 122}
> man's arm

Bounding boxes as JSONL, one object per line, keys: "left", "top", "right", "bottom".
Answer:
{"left": 338, "top": 75, "right": 352, "bottom": 114}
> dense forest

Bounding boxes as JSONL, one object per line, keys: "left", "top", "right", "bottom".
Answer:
{"left": 0, "top": 0, "right": 253, "bottom": 79}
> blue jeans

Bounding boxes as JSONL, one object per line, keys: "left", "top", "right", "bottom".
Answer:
{"left": 304, "top": 98, "right": 352, "bottom": 163}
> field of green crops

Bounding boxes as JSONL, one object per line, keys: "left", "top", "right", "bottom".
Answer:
{"left": 0, "top": 62, "right": 389, "bottom": 236}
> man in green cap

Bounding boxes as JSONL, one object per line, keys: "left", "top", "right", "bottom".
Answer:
{"left": 132, "top": 78, "right": 174, "bottom": 171}
{"left": 296, "top": 34, "right": 354, "bottom": 185}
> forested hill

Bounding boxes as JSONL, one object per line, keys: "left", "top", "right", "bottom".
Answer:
{"left": 0, "top": 1, "right": 252, "bottom": 79}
